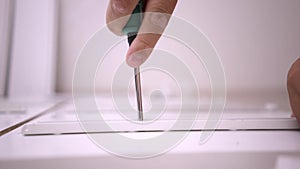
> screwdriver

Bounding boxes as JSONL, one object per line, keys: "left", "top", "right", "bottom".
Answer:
{"left": 122, "top": 0, "right": 144, "bottom": 121}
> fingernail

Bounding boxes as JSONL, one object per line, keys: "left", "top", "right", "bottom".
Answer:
{"left": 127, "top": 53, "right": 146, "bottom": 67}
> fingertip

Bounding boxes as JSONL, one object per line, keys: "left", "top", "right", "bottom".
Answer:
{"left": 126, "top": 50, "right": 148, "bottom": 68}
{"left": 126, "top": 40, "right": 153, "bottom": 68}
{"left": 126, "top": 57, "right": 140, "bottom": 68}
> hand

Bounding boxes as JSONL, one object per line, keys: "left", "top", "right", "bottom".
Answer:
{"left": 287, "top": 58, "right": 300, "bottom": 123}
{"left": 106, "top": 0, "right": 178, "bottom": 67}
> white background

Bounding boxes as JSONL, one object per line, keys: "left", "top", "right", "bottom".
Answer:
{"left": 56, "top": 0, "right": 300, "bottom": 94}
{"left": 1, "top": 0, "right": 300, "bottom": 96}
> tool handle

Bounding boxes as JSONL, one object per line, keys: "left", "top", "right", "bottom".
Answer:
{"left": 122, "top": 0, "right": 143, "bottom": 35}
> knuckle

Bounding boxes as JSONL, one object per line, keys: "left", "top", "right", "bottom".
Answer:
{"left": 111, "top": 0, "right": 132, "bottom": 15}
{"left": 149, "top": 12, "right": 169, "bottom": 29}
{"left": 149, "top": 0, "right": 178, "bottom": 14}
{"left": 138, "top": 36, "right": 154, "bottom": 49}
{"left": 150, "top": 3, "right": 170, "bottom": 14}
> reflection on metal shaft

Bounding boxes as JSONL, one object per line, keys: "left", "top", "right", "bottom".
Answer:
{"left": 134, "top": 67, "right": 143, "bottom": 121}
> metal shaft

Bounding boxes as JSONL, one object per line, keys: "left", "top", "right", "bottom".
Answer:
{"left": 134, "top": 67, "right": 143, "bottom": 121}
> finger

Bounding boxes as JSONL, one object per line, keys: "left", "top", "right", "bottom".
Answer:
{"left": 106, "top": 0, "right": 139, "bottom": 35}
{"left": 287, "top": 58, "right": 300, "bottom": 122}
{"left": 126, "top": 34, "right": 159, "bottom": 67}
{"left": 126, "top": 0, "right": 178, "bottom": 67}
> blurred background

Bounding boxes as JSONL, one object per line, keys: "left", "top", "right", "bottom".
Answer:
{"left": 0, "top": 0, "right": 300, "bottom": 102}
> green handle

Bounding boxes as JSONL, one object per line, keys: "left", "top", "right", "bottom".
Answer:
{"left": 122, "top": 0, "right": 143, "bottom": 35}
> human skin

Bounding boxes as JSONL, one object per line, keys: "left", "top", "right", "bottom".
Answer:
{"left": 106, "top": 1, "right": 300, "bottom": 124}
{"left": 106, "top": 0, "right": 177, "bottom": 68}
{"left": 287, "top": 58, "right": 300, "bottom": 123}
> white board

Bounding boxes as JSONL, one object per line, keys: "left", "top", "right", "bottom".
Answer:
{"left": 8, "top": 0, "right": 58, "bottom": 97}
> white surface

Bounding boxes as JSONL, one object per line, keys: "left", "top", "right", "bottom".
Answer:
{"left": 21, "top": 93, "right": 298, "bottom": 136}
{"left": 1, "top": 128, "right": 300, "bottom": 169}
{"left": 22, "top": 118, "right": 300, "bottom": 136}
{"left": 0, "top": 96, "right": 65, "bottom": 131}
{"left": 0, "top": 0, "right": 13, "bottom": 96}
{"left": 275, "top": 155, "right": 300, "bottom": 169}
{"left": 56, "top": 0, "right": 300, "bottom": 92}
{"left": 8, "top": 0, "right": 58, "bottom": 97}
{"left": 1, "top": 95, "right": 300, "bottom": 169}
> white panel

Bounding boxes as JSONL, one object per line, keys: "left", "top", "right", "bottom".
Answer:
{"left": 0, "top": 0, "right": 13, "bottom": 96}
{"left": 56, "top": 0, "right": 109, "bottom": 92}
{"left": 174, "top": 0, "right": 300, "bottom": 91}
{"left": 8, "top": 0, "right": 58, "bottom": 97}
{"left": 57, "top": 0, "right": 300, "bottom": 93}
